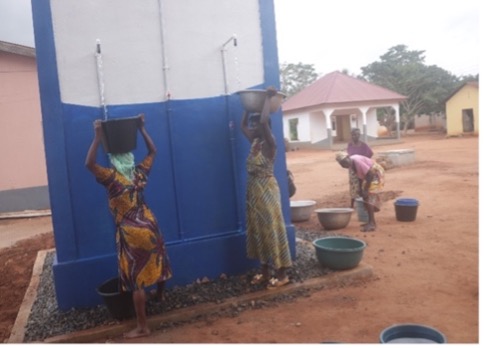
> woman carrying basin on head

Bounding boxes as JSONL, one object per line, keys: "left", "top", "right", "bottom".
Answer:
{"left": 240, "top": 86, "right": 292, "bottom": 289}
{"left": 85, "top": 114, "right": 172, "bottom": 339}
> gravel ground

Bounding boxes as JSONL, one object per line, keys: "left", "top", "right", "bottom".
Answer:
{"left": 24, "top": 230, "right": 344, "bottom": 342}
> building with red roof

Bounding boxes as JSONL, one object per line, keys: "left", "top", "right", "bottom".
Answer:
{"left": 282, "top": 71, "right": 407, "bottom": 149}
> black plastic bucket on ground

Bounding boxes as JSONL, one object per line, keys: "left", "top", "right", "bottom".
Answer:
{"left": 96, "top": 277, "right": 135, "bottom": 320}
{"left": 101, "top": 115, "right": 141, "bottom": 154}
{"left": 394, "top": 198, "right": 419, "bottom": 222}
{"left": 380, "top": 323, "right": 447, "bottom": 343}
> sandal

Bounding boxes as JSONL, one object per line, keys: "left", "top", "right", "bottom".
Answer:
{"left": 250, "top": 274, "right": 269, "bottom": 285}
{"left": 360, "top": 224, "right": 375, "bottom": 232}
{"left": 267, "top": 277, "right": 290, "bottom": 289}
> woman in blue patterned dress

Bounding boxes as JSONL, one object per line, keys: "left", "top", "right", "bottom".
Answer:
{"left": 240, "top": 87, "right": 292, "bottom": 289}
{"left": 85, "top": 114, "right": 172, "bottom": 338}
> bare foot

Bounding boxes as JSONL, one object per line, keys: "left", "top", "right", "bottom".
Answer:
{"left": 123, "top": 327, "right": 151, "bottom": 339}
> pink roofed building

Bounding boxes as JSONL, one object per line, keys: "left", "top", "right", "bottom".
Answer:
{"left": 282, "top": 71, "right": 407, "bottom": 149}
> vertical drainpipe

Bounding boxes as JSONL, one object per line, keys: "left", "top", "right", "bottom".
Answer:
{"left": 158, "top": 0, "right": 184, "bottom": 239}
{"left": 394, "top": 103, "right": 401, "bottom": 140}
{"left": 360, "top": 106, "right": 369, "bottom": 143}
{"left": 221, "top": 36, "right": 243, "bottom": 231}
{"left": 323, "top": 108, "right": 334, "bottom": 149}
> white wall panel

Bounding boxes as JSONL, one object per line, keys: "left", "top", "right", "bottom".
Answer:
{"left": 51, "top": 0, "right": 264, "bottom": 106}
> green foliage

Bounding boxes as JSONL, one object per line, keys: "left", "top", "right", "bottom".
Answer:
{"left": 360, "top": 45, "right": 464, "bottom": 131}
{"left": 279, "top": 62, "right": 318, "bottom": 97}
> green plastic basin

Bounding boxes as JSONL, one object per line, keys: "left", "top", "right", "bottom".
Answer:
{"left": 312, "top": 237, "right": 366, "bottom": 270}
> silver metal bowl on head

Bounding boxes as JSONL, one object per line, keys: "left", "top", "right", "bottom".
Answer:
{"left": 236, "top": 89, "right": 286, "bottom": 113}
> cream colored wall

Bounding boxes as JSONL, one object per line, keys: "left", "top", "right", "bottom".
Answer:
{"left": 446, "top": 84, "right": 479, "bottom": 136}
{"left": 0, "top": 52, "right": 47, "bottom": 191}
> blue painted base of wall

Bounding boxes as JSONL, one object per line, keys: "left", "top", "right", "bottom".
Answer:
{"left": 53, "top": 224, "right": 296, "bottom": 310}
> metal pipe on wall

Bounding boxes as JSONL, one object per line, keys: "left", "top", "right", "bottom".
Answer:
{"left": 221, "top": 34, "right": 243, "bottom": 231}
{"left": 157, "top": 0, "right": 184, "bottom": 239}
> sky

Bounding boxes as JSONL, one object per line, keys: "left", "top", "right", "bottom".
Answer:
{"left": 0, "top": 0, "right": 480, "bottom": 78}
{"left": 273, "top": 0, "right": 480, "bottom": 77}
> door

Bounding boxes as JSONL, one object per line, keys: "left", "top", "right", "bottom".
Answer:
{"left": 462, "top": 109, "right": 474, "bottom": 132}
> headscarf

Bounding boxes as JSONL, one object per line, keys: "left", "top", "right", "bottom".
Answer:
{"left": 108, "top": 152, "right": 135, "bottom": 181}
{"left": 335, "top": 151, "right": 348, "bottom": 163}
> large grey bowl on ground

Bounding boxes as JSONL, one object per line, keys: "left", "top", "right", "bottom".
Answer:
{"left": 315, "top": 208, "right": 353, "bottom": 230}
{"left": 290, "top": 200, "right": 316, "bottom": 222}
{"left": 312, "top": 236, "right": 366, "bottom": 270}
{"left": 236, "top": 89, "right": 286, "bottom": 113}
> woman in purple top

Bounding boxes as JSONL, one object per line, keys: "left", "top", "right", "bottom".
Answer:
{"left": 347, "top": 128, "right": 373, "bottom": 158}
{"left": 346, "top": 128, "right": 373, "bottom": 208}
{"left": 336, "top": 152, "right": 385, "bottom": 232}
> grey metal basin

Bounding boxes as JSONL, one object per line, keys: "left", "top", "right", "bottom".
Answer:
{"left": 236, "top": 89, "right": 286, "bottom": 113}
{"left": 290, "top": 200, "right": 316, "bottom": 222}
{"left": 315, "top": 208, "right": 353, "bottom": 230}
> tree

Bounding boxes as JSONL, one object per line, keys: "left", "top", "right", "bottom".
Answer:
{"left": 360, "top": 45, "right": 460, "bottom": 132}
{"left": 279, "top": 62, "right": 318, "bottom": 97}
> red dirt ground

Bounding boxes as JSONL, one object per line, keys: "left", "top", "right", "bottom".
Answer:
{"left": 0, "top": 133, "right": 479, "bottom": 343}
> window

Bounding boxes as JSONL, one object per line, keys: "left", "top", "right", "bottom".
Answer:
{"left": 289, "top": 118, "right": 299, "bottom": 141}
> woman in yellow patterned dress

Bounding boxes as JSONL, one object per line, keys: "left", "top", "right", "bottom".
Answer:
{"left": 240, "top": 87, "right": 292, "bottom": 289}
{"left": 85, "top": 115, "right": 172, "bottom": 338}
{"left": 336, "top": 152, "right": 385, "bottom": 232}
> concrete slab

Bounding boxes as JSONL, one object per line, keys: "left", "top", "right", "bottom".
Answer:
{"left": 10, "top": 248, "right": 373, "bottom": 343}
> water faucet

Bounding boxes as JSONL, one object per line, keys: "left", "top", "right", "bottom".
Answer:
{"left": 222, "top": 34, "right": 237, "bottom": 50}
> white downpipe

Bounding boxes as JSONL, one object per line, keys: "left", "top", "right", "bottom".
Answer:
{"left": 157, "top": 0, "right": 170, "bottom": 99}
{"left": 221, "top": 34, "right": 237, "bottom": 95}
{"left": 359, "top": 106, "right": 369, "bottom": 142}
{"left": 323, "top": 108, "right": 334, "bottom": 147}
{"left": 393, "top": 103, "right": 401, "bottom": 139}
{"left": 95, "top": 39, "right": 108, "bottom": 120}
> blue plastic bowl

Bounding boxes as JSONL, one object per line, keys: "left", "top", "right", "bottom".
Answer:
{"left": 380, "top": 324, "right": 447, "bottom": 343}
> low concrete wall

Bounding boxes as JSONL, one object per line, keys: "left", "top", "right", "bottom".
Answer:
{"left": 377, "top": 149, "right": 416, "bottom": 169}
{"left": 0, "top": 186, "right": 50, "bottom": 213}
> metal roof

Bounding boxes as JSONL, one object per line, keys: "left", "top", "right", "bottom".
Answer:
{"left": 282, "top": 71, "right": 407, "bottom": 112}
{"left": 444, "top": 81, "right": 479, "bottom": 103}
{"left": 0, "top": 41, "right": 35, "bottom": 58}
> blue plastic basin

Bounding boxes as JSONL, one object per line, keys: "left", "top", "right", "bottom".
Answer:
{"left": 380, "top": 324, "right": 447, "bottom": 343}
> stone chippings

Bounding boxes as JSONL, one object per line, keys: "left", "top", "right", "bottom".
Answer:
{"left": 24, "top": 230, "right": 340, "bottom": 342}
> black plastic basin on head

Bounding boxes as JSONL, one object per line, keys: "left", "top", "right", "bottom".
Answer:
{"left": 101, "top": 115, "right": 141, "bottom": 154}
